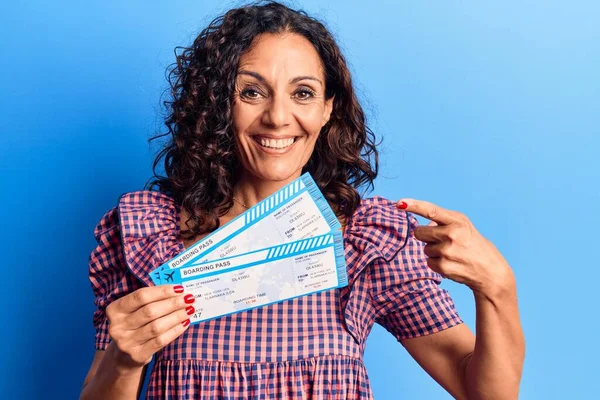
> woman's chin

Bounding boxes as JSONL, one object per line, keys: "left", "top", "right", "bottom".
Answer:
{"left": 246, "top": 164, "right": 303, "bottom": 184}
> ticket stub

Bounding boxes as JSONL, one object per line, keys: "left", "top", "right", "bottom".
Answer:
{"left": 156, "top": 231, "right": 347, "bottom": 324}
{"left": 150, "top": 173, "right": 340, "bottom": 285}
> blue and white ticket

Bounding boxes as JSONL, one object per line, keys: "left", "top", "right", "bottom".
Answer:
{"left": 150, "top": 173, "right": 340, "bottom": 285}
{"left": 156, "top": 231, "right": 347, "bottom": 324}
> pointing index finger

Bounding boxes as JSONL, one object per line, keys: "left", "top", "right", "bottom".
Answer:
{"left": 397, "top": 198, "right": 457, "bottom": 226}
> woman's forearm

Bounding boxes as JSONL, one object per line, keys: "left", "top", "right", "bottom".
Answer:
{"left": 80, "top": 343, "right": 145, "bottom": 400}
{"left": 465, "top": 276, "right": 525, "bottom": 400}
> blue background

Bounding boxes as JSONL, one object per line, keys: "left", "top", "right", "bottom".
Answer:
{"left": 1, "top": 1, "right": 598, "bottom": 398}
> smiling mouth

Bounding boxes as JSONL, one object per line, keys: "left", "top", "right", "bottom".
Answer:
{"left": 252, "top": 136, "right": 299, "bottom": 150}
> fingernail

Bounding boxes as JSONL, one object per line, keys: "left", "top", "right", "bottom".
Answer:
{"left": 174, "top": 285, "right": 184, "bottom": 293}
{"left": 186, "top": 306, "right": 195, "bottom": 315}
{"left": 398, "top": 201, "right": 408, "bottom": 210}
{"left": 184, "top": 294, "right": 195, "bottom": 304}
{"left": 182, "top": 319, "right": 190, "bottom": 327}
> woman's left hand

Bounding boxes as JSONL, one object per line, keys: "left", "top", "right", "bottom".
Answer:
{"left": 397, "top": 198, "right": 516, "bottom": 301}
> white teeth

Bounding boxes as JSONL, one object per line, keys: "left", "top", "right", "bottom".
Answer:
{"left": 259, "top": 137, "right": 295, "bottom": 149}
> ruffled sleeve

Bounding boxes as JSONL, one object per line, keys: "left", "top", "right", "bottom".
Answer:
{"left": 88, "top": 191, "right": 183, "bottom": 350}
{"left": 117, "top": 191, "right": 183, "bottom": 287}
{"left": 88, "top": 206, "right": 142, "bottom": 350}
{"left": 342, "top": 196, "right": 463, "bottom": 345}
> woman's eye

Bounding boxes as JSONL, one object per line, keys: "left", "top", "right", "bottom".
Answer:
{"left": 240, "top": 88, "right": 262, "bottom": 99}
{"left": 295, "top": 89, "right": 316, "bottom": 100}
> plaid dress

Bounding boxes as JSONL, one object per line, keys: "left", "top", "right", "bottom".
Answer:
{"left": 89, "top": 191, "right": 463, "bottom": 399}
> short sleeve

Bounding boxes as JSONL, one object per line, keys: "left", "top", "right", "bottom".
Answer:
{"left": 369, "top": 213, "right": 463, "bottom": 343}
{"left": 88, "top": 206, "right": 143, "bottom": 350}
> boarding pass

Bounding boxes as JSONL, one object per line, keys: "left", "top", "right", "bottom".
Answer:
{"left": 156, "top": 231, "right": 347, "bottom": 324}
{"left": 150, "top": 173, "right": 341, "bottom": 285}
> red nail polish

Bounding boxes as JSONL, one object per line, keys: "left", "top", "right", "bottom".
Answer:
{"left": 186, "top": 306, "right": 195, "bottom": 315}
{"left": 182, "top": 319, "right": 190, "bottom": 327}
{"left": 398, "top": 201, "right": 408, "bottom": 209}
{"left": 184, "top": 294, "right": 195, "bottom": 304}
{"left": 174, "top": 285, "right": 184, "bottom": 293}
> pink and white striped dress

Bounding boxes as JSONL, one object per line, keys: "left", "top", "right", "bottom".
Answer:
{"left": 88, "top": 191, "right": 462, "bottom": 399}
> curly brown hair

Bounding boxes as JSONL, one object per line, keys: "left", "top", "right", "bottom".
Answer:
{"left": 147, "top": 0, "right": 379, "bottom": 240}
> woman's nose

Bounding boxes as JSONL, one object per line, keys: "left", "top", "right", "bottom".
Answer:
{"left": 261, "top": 93, "right": 291, "bottom": 128}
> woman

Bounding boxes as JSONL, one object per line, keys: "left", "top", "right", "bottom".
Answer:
{"left": 80, "top": 1, "right": 525, "bottom": 399}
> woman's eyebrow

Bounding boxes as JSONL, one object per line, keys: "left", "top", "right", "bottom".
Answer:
{"left": 237, "top": 70, "right": 323, "bottom": 87}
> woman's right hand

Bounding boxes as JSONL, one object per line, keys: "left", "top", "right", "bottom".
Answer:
{"left": 105, "top": 285, "right": 195, "bottom": 371}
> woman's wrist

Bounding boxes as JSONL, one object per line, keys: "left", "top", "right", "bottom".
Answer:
{"left": 473, "top": 266, "right": 517, "bottom": 307}
{"left": 80, "top": 344, "right": 146, "bottom": 400}
{"left": 105, "top": 341, "right": 147, "bottom": 378}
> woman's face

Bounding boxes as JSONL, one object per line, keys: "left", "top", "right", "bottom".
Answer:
{"left": 232, "top": 32, "right": 334, "bottom": 185}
